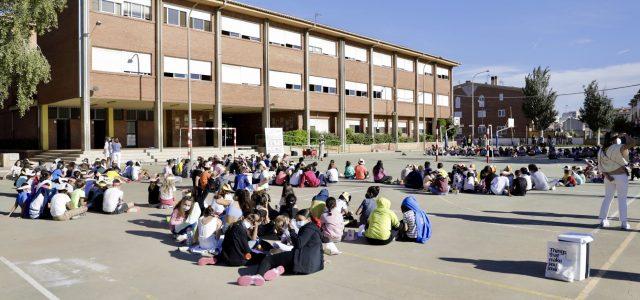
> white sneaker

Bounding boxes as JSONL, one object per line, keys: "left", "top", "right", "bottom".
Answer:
{"left": 600, "top": 219, "right": 610, "bottom": 228}
{"left": 175, "top": 234, "right": 187, "bottom": 243}
{"left": 621, "top": 222, "right": 631, "bottom": 231}
{"left": 550, "top": 186, "right": 556, "bottom": 191}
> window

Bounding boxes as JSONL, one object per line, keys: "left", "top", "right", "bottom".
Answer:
{"left": 499, "top": 93, "right": 504, "bottom": 101}
{"left": 190, "top": 10, "right": 212, "bottom": 31}
{"left": 373, "top": 51, "right": 392, "bottom": 67}
{"left": 437, "top": 94, "right": 449, "bottom": 107}
{"left": 498, "top": 109, "right": 506, "bottom": 117}
{"left": 310, "top": 118, "right": 329, "bottom": 133}
{"left": 345, "top": 45, "right": 367, "bottom": 62}
{"left": 375, "top": 121, "right": 387, "bottom": 133}
{"left": 99, "top": 0, "right": 121, "bottom": 15}
{"left": 163, "top": 57, "right": 212, "bottom": 81}
{"left": 221, "top": 16, "right": 260, "bottom": 41}
{"left": 397, "top": 89, "right": 414, "bottom": 102}
{"left": 122, "top": 1, "right": 151, "bottom": 20}
{"left": 478, "top": 95, "right": 485, "bottom": 108}
{"left": 417, "top": 62, "right": 433, "bottom": 75}
{"left": 165, "top": 5, "right": 187, "bottom": 27}
{"left": 269, "top": 27, "right": 301, "bottom": 49}
{"left": 373, "top": 85, "right": 392, "bottom": 100}
{"left": 418, "top": 92, "right": 433, "bottom": 104}
{"left": 92, "top": 47, "right": 151, "bottom": 75}
{"left": 345, "top": 81, "right": 368, "bottom": 97}
{"left": 399, "top": 122, "right": 408, "bottom": 134}
{"left": 347, "top": 120, "right": 362, "bottom": 133}
{"left": 309, "top": 76, "right": 337, "bottom": 94}
{"left": 478, "top": 110, "right": 486, "bottom": 118}
{"left": 455, "top": 96, "right": 461, "bottom": 109}
{"left": 436, "top": 67, "right": 449, "bottom": 79}
{"left": 221, "top": 64, "right": 261, "bottom": 85}
{"left": 308, "top": 36, "right": 336, "bottom": 56}
{"left": 454, "top": 111, "right": 462, "bottom": 118}
{"left": 478, "top": 125, "right": 486, "bottom": 134}
{"left": 396, "top": 57, "right": 414, "bottom": 72}
{"left": 269, "top": 70, "right": 302, "bottom": 90}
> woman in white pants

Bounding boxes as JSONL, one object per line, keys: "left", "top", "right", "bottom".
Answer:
{"left": 104, "top": 137, "right": 112, "bottom": 165}
{"left": 598, "top": 132, "right": 636, "bottom": 230}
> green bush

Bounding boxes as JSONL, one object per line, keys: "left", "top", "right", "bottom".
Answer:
{"left": 399, "top": 136, "right": 415, "bottom": 143}
{"left": 346, "top": 128, "right": 373, "bottom": 145}
{"left": 283, "top": 130, "right": 307, "bottom": 146}
{"left": 419, "top": 134, "right": 434, "bottom": 142}
{"left": 374, "top": 133, "right": 393, "bottom": 143}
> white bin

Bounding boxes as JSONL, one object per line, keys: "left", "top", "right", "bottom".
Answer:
{"left": 545, "top": 232, "right": 593, "bottom": 282}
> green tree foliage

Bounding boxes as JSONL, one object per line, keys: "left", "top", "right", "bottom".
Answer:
{"left": 522, "top": 67, "right": 558, "bottom": 132}
{"left": 579, "top": 81, "right": 614, "bottom": 134}
{"left": 629, "top": 89, "right": 640, "bottom": 107}
{"left": 0, "top": 0, "right": 67, "bottom": 116}
{"left": 610, "top": 114, "right": 633, "bottom": 134}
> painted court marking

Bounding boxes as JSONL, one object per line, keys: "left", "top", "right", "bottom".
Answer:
{"left": 0, "top": 256, "right": 59, "bottom": 300}
{"left": 342, "top": 252, "right": 569, "bottom": 300}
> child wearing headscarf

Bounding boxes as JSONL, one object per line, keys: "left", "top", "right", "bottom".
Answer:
{"left": 396, "top": 196, "right": 431, "bottom": 243}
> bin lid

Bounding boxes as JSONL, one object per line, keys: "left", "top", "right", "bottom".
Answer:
{"left": 558, "top": 232, "right": 594, "bottom": 244}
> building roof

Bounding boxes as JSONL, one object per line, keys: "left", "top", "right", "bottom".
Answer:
{"left": 196, "top": 0, "right": 460, "bottom": 67}
{"left": 454, "top": 81, "right": 522, "bottom": 92}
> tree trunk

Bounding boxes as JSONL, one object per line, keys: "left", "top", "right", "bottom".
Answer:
{"left": 596, "top": 128, "right": 601, "bottom": 146}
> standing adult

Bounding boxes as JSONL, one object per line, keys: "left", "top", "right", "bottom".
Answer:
{"left": 111, "top": 138, "right": 122, "bottom": 168}
{"left": 598, "top": 132, "right": 636, "bottom": 230}
{"left": 103, "top": 137, "right": 112, "bottom": 166}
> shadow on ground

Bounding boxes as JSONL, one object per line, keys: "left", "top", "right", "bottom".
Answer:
{"left": 440, "top": 257, "right": 640, "bottom": 282}
{"left": 431, "top": 212, "right": 597, "bottom": 229}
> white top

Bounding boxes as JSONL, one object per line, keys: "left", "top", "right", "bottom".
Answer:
{"left": 326, "top": 168, "right": 339, "bottom": 182}
{"left": 160, "top": 186, "right": 176, "bottom": 200}
{"left": 490, "top": 176, "right": 510, "bottom": 195}
{"left": 463, "top": 176, "right": 476, "bottom": 191}
{"left": 522, "top": 174, "right": 533, "bottom": 190}
{"left": 131, "top": 166, "right": 141, "bottom": 181}
{"left": 50, "top": 193, "right": 71, "bottom": 217}
{"left": 289, "top": 170, "right": 302, "bottom": 186}
{"left": 598, "top": 144, "right": 628, "bottom": 173}
{"left": 530, "top": 171, "right": 550, "bottom": 191}
{"left": 257, "top": 170, "right": 271, "bottom": 190}
{"left": 336, "top": 199, "right": 348, "bottom": 213}
{"left": 29, "top": 193, "right": 45, "bottom": 216}
{"left": 163, "top": 166, "right": 173, "bottom": 176}
{"left": 198, "top": 216, "right": 222, "bottom": 250}
{"left": 103, "top": 187, "right": 123, "bottom": 213}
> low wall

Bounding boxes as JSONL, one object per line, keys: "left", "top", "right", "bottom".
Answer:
{"left": 284, "top": 141, "right": 458, "bottom": 155}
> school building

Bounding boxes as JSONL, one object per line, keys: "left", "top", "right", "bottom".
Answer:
{"left": 0, "top": 0, "right": 459, "bottom": 151}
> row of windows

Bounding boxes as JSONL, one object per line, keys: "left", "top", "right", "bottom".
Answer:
{"left": 114, "top": 109, "right": 154, "bottom": 121}
{"left": 476, "top": 109, "right": 507, "bottom": 118}
{"left": 46, "top": 108, "right": 153, "bottom": 121}
{"left": 94, "top": 3, "right": 450, "bottom": 76}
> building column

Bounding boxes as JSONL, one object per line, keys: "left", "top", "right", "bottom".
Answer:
{"left": 368, "top": 46, "right": 375, "bottom": 137}
{"left": 432, "top": 62, "right": 438, "bottom": 136}
{"left": 154, "top": 0, "right": 164, "bottom": 150}
{"left": 214, "top": 9, "right": 223, "bottom": 148}
{"left": 40, "top": 104, "right": 49, "bottom": 150}
{"left": 392, "top": 53, "right": 398, "bottom": 144}
{"left": 338, "top": 39, "right": 346, "bottom": 150}
{"left": 262, "top": 19, "right": 270, "bottom": 129}
{"left": 80, "top": 0, "right": 91, "bottom": 151}
{"left": 303, "top": 30, "right": 310, "bottom": 146}
{"left": 413, "top": 57, "right": 419, "bottom": 141}
{"left": 107, "top": 107, "right": 115, "bottom": 137}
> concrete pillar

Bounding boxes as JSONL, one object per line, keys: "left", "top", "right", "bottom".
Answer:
{"left": 80, "top": 0, "right": 91, "bottom": 151}
{"left": 338, "top": 39, "right": 346, "bottom": 150}
{"left": 262, "top": 19, "right": 270, "bottom": 129}
{"left": 154, "top": 0, "right": 164, "bottom": 150}
{"left": 107, "top": 107, "right": 115, "bottom": 137}
{"left": 392, "top": 53, "right": 398, "bottom": 143}
{"left": 214, "top": 9, "right": 223, "bottom": 148}
{"left": 413, "top": 57, "right": 419, "bottom": 141}
{"left": 432, "top": 62, "right": 438, "bottom": 136}
{"left": 303, "top": 30, "right": 310, "bottom": 146}
{"left": 40, "top": 105, "right": 49, "bottom": 150}
{"left": 368, "top": 46, "right": 375, "bottom": 137}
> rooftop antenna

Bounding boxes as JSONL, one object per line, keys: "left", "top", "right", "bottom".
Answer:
{"left": 314, "top": 12, "right": 321, "bottom": 25}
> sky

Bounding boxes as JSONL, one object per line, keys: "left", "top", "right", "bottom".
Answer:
{"left": 241, "top": 0, "right": 640, "bottom": 112}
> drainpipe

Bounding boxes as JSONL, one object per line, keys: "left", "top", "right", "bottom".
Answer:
{"left": 214, "top": 9, "right": 223, "bottom": 148}
{"left": 187, "top": 2, "right": 198, "bottom": 161}
{"left": 155, "top": 0, "right": 164, "bottom": 151}
{"left": 80, "top": 0, "right": 91, "bottom": 151}
{"left": 262, "top": 19, "right": 270, "bottom": 129}
{"left": 303, "top": 30, "right": 310, "bottom": 147}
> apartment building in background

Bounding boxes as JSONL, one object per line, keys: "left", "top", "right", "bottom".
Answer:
{"left": 453, "top": 76, "right": 529, "bottom": 139}
{"left": 0, "top": 0, "right": 458, "bottom": 150}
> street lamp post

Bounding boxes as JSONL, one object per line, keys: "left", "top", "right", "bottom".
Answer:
{"left": 471, "top": 70, "right": 489, "bottom": 144}
{"left": 127, "top": 53, "right": 141, "bottom": 102}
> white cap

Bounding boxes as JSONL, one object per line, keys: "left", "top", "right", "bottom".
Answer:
{"left": 358, "top": 159, "right": 365, "bottom": 164}
{"left": 17, "top": 184, "right": 31, "bottom": 191}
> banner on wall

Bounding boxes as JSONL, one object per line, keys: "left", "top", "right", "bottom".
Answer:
{"left": 265, "top": 128, "right": 284, "bottom": 156}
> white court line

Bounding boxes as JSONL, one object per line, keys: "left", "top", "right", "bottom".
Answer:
{"left": 0, "top": 256, "right": 59, "bottom": 300}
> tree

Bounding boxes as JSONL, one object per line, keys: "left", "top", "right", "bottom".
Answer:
{"left": 579, "top": 80, "right": 613, "bottom": 145}
{"left": 0, "top": 0, "right": 67, "bottom": 116}
{"left": 522, "top": 67, "right": 558, "bottom": 136}
{"left": 611, "top": 114, "right": 633, "bottom": 133}
{"left": 630, "top": 88, "right": 640, "bottom": 107}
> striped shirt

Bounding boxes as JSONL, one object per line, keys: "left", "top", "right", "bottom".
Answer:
{"left": 403, "top": 210, "right": 417, "bottom": 238}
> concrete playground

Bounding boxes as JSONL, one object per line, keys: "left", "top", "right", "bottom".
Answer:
{"left": 1, "top": 152, "right": 639, "bottom": 299}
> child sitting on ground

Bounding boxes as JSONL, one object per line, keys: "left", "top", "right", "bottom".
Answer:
{"left": 320, "top": 197, "right": 344, "bottom": 243}
{"left": 186, "top": 204, "right": 224, "bottom": 255}
{"left": 356, "top": 186, "right": 380, "bottom": 226}
{"left": 169, "top": 193, "right": 201, "bottom": 244}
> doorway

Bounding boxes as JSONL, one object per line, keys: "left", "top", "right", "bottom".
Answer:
{"left": 126, "top": 121, "right": 137, "bottom": 147}
{"left": 93, "top": 120, "right": 106, "bottom": 149}
{"left": 205, "top": 121, "right": 214, "bottom": 146}
{"left": 56, "top": 119, "right": 71, "bottom": 149}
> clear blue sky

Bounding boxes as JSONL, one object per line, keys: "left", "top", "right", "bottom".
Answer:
{"left": 241, "top": 0, "right": 640, "bottom": 111}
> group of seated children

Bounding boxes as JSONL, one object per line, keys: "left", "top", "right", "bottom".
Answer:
{"left": 164, "top": 181, "right": 432, "bottom": 287}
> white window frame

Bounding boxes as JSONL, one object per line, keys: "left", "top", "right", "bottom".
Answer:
{"left": 373, "top": 85, "right": 392, "bottom": 100}
{"left": 309, "top": 76, "right": 337, "bottom": 94}
{"left": 437, "top": 94, "right": 449, "bottom": 107}
{"left": 308, "top": 36, "right": 336, "bottom": 56}
{"left": 498, "top": 109, "right": 506, "bottom": 117}
{"left": 397, "top": 89, "right": 414, "bottom": 103}
{"left": 221, "top": 64, "right": 261, "bottom": 85}
{"left": 396, "top": 57, "right": 414, "bottom": 72}
{"left": 345, "top": 45, "right": 367, "bottom": 62}
{"left": 477, "top": 110, "right": 486, "bottom": 118}
{"left": 418, "top": 92, "right": 433, "bottom": 104}
{"left": 99, "top": 0, "right": 122, "bottom": 15}
{"left": 499, "top": 93, "right": 504, "bottom": 101}
{"left": 269, "top": 70, "right": 302, "bottom": 90}
{"left": 92, "top": 47, "right": 152, "bottom": 75}
{"left": 417, "top": 62, "right": 433, "bottom": 75}
{"left": 345, "top": 81, "right": 368, "bottom": 97}
{"left": 269, "top": 27, "right": 302, "bottom": 49}
{"left": 455, "top": 96, "right": 461, "bottom": 109}
{"left": 478, "top": 95, "right": 485, "bottom": 108}
{"left": 372, "top": 51, "right": 392, "bottom": 67}
{"left": 436, "top": 67, "right": 449, "bottom": 79}
{"left": 221, "top": 16, "right": 261, "bottom": 41}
